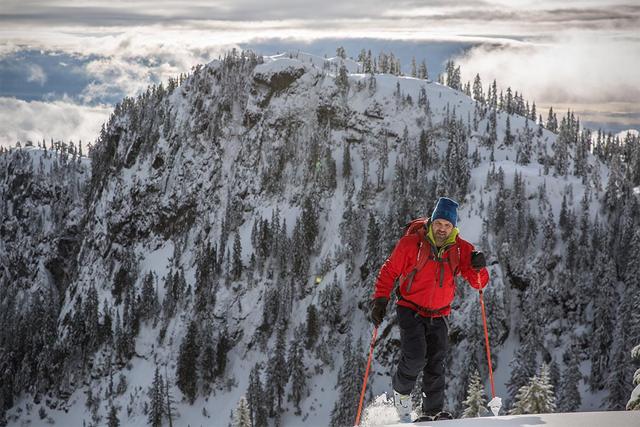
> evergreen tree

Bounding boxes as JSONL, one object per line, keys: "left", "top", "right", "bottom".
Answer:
{"left": 84, "top": 284, "right": 100, "bottom": 352}
{"left": 139, "top": 271, "right": 160, "bottom": 321}
{"left": 176, "top": 321, "right": 200, "bottom": 403}
{"left": 107, "top": 403, "right": 120, "bottom": 427}
{"left": 301, "top": 197, "right": 319, "bottom": 253}
{"left": 503, "top": 116, "right": 514, "bottom": 146}
{"left": 590, "top": 257, "right": 617, "bottom": 390}
{"left": 148, "top": 366, "right": 165, "bottom": 427}
{"left": 267, "top": 325, "right": 288, "bottom": 414}
{"left": 461, "top": 370, "right": 488, "bottom": 418}
{"left": 607, "top": 288, "right": 637, "bottom": 409}
{"left": 232, "top": 232, "right": 243, "bottom": 280}
{"left": 336, "top": 65, "right": 349, "bottom": 95}
{"left": 627, "top": 345, "right": 640, "bottom": 410}
{"left": 324, "top": 146, "right": 337, "bottom": 190}
{"left": 507, "top": 340, "right": 538, "bottom": 402}
{"left": 288, "top": 330, "right": 308, "bottom": 414}
{"left": 215, "top": 329, "right": 230, "bottom": 378}
{"left": 604, "top": 154, "right": 625, "bottom": 212}
{"left": 418, "top": 129, "right": 433, "bottom": 167}
{"left": 554, "top": 118, "right": 571, "bottom": 176}
{"left": 342, "top": 142, "right": 352, "bottom": 178}
{"left": 547, "top": 107, "right": 558, "bottom": 132}
{"left": 517, "top": 119, "right": 533, "bottom": 165}
{"left": 330, "top": 335, "right": 365, "bottom": 427}
{"left": 557, "top": 348, "right": 582, "bottom": 412}
{"left": 232, "top": 396, "right": 251, "bottom": 427}
{"left": 472, "top": 74, "right": 484, "bottom": 103}
{"left": 247, "top": 363, "right": 268, "bottom": 427}
{"left": 510, "top": 363, "right": 556, "bottom": 415}
{"left": 200, "top": 327, "right": 216, "bottom": 394}
{"left": 363, "top": 213, "right": 381, "bottom": 279}
{"left": 418, "top": 60, "right": 428, "bottom": 80}
{"left": 319, "top": 275, "right": 343, "bottom": 327}
{"left": 305, "top": 304, "right": 320, "bottom": 350}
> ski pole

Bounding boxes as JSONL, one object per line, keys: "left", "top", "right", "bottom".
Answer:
{"left": 479, "top": 290, "right": 495, "bottom": 398}
{"left": 479, "top": 289, "right": 502, "bottom": 416}
{"left": 354, "top": 326, "right": 378, "bottom": 427}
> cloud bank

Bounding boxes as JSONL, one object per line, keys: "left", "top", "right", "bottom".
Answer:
{"left": 454, "top": 32, "right": 640, "bottom": 130}
{"left": 0, "top": 97, "right": 112, "bottom": 148}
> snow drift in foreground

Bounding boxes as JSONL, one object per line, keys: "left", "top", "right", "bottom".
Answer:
{"left": 361, "top": 394, "right": 640, "bottom": 427}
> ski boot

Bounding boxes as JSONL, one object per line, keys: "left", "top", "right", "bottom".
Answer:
{"left": 393, "top": 390, "right": 413, "bottom": 423}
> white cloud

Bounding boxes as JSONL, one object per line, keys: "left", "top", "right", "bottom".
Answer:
{"left": 454, "top": 32, "right": 640, "bottom": 127}
{"left": 26, "top": 64, "right": 47, "bottom": 85}
{"left": 0, "top": 97, "right": 112, "bottom": 149}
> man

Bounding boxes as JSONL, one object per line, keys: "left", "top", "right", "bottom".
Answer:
{"left": 370, "top": 197, "right": 489, "bottom": 422}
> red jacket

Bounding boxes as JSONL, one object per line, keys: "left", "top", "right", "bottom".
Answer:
{"left": 373, "top": 232, "right": 489, "bottom": 317}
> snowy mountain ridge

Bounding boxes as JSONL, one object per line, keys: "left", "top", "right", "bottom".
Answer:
{"left": 1, "top": 49, "right": 639, "bottom": 426}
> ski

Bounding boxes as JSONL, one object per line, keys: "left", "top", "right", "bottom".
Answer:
{"left": 413, "top": 411, "right": 454, "bottom": 422}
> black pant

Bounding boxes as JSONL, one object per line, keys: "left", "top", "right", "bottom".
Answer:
{"left": 392, "top": 305, "right": 449, "bottom": 415}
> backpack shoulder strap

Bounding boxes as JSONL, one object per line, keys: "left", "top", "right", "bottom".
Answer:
{"left": 399, "top": 219, "right": 432, "bottom": 292}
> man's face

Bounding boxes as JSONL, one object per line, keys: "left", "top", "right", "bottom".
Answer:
{"left": 432, "top": 218, "right": 454, "bottom": 243}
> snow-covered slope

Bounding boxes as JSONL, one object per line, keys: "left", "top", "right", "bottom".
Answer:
{"left": 373, "top": 411, "right": 640, "bottom": 427}
{"left": 2, "top": 50, "right": 639, "bottom": 427}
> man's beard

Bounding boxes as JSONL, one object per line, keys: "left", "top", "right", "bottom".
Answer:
{"left": 434, "top": 232, "right": 448, "bottom": 246}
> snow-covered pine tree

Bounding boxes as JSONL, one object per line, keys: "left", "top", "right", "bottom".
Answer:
{"left": 510, "top": 363, "right": 556, "bottom": 415}
{"left": 200, "top": 324, "right": 216, "bottom": 394}
{"left": 342, "top": 142, "right": 351, "bottom": 179}
{"left": 506, "top": 340, "right": 537, "bottom": 404}
{"left": 267, "top": 324, "right": 288, "bottom": 415}
{"left": 627, "top": 345, "right": 640, "bottom": 410}
{"left": 139, "top": 271, "right": 160, "bottom": 322}
{"left": 607, "top": 303, "right": 633, "bottom": 411}
{"left": 418, "top": 60, "right": 428, "bottom": 80}
{"left": 232, "top": 396, "right": 252, "bottom": 427}
{"left": 504, "top": 116, "right": 514, "bottom": 146}
{"left": 176, "top": 320, "right": 200, "bottom": 403}
{"left": 590, "top": 256, "right": 617, "bottom": 390}
{"left": 247, "top": 363, "right": 268, "bottom": 427}
{"left": 288, "top": 327, "right": 308, "bottom": 414}
{"left": 148, "top": 366, "right": 165, "bottom": 427}
{"left": 232, "top": 232, "right": 243, "bottom": 280}
{"left": 557, "top": 346, "right": 582, "bottom": 412}
{"left": 330, "top": 334, "right": 365, "bottom": 427}
{"left": 305, "top": 304, "right": 320, "bottom": 350}
{"left": 107, "top": 403, "right": 120, "bottom": 427}
{"left": 546, "top": 107, "right": 558, "bottom": 133}
{"left": 461, "top": 370, "right": 488, "bottom": 418}
{"left": 363, "top": 213, "right": 381, "bottom": 280}
{"left": 319, "top": 274, "right": 343, "bottom": 327}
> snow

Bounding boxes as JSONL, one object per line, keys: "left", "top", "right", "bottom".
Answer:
{"left": 360, "top": 395, "right": 640, "bottom": 427}
{"left": 615, "top": 129, "right": 639, "bottom": 140}
{"left": 375, "top": 411, "right": 640, "bottom": 427}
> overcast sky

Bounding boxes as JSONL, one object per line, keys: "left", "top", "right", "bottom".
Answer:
{"left": 1, "top": 0, "right": 639, "bottom": 147}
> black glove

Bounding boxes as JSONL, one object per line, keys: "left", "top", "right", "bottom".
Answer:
{"left": 370, "top": 298, "right": 388, "bottom": 326}
{"left": 471, "top": 251, "right": 486, "bottom": 270}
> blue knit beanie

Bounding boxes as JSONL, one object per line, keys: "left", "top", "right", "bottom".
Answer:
{"left": 431, "top": 197, "right": 459, "bottom": 226}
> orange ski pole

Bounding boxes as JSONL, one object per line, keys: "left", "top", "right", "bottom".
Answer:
{"left": 354, "top": 326, "right": 378, "bottom": 426}
{"left": 480, "top": 288, "right": 502, "bottom": 415}
{"left": 479, "top": 290, "right": 496, "bottom": 398}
